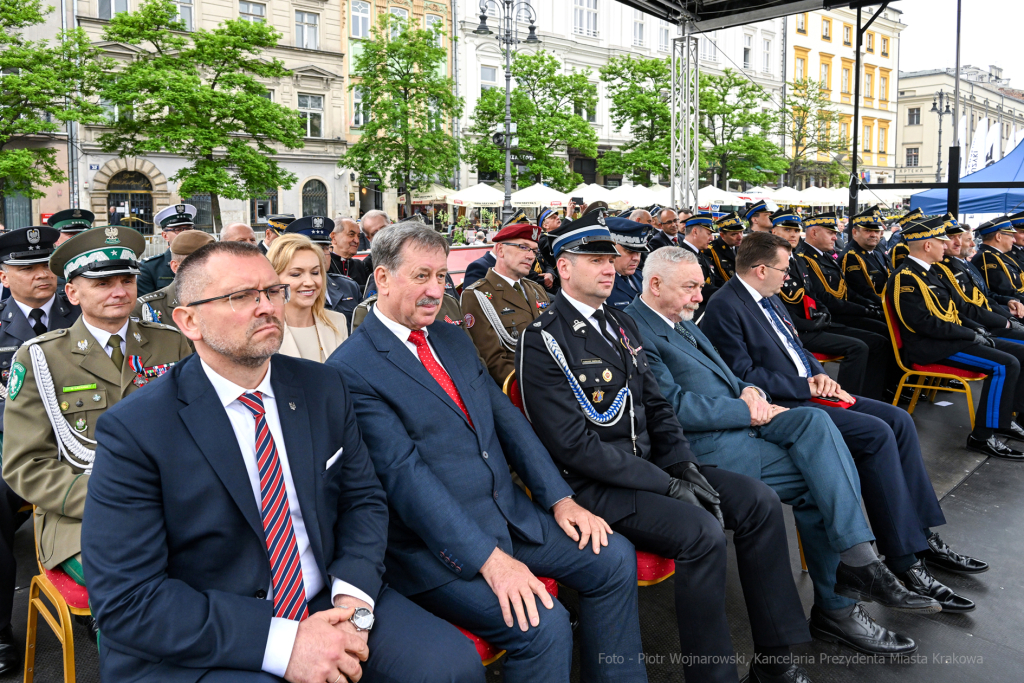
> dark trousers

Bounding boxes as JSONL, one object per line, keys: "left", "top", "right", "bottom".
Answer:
{"left": 829, "top": 323, "right": 894, "bottom": 400}
{"left": 801, "top": 330, "right": 871, "bottom": 396}
{"left": 807, "top": 397, "right": 946, "bottom": 558}
{"left": 0, "top": 475, "right": 27, "bottom": 631}
{"left": 939, "top": 340, "right": 1024, "bottom": 437}
{"left": 191, "top": 587, "right": 485, "bottom": 683}
{"left": 610, "top": 468, "right": 809, "bottom": 683}
{"left": 414, "top": 512, "right": 645, "bottom": 683}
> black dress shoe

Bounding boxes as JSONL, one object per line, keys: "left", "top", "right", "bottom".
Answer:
{"left": 920, "top": 533, "right": 989, "bottom": 574}
{"left": 896, "top": 561, "right": 975, "bottom": 613}
{"left": 810, "top": 604, "right": 917, "bottom": 656}
{"left": 965, "top": 434, "right": 1024, "bottom": 460}
{"left": 834, "top": 560, "right": 941, "bottom": 613}
{"left": 0, "top": 625, "right": 20, "bottom": 675}
{"left": 746, "top": 662, "right": 813, "bottom": 683}
{"left": 994, "top": 420, "right": 1024, "bottom": 442}
{"left": 74, "top": 614, "right": 99, "bottom": 645}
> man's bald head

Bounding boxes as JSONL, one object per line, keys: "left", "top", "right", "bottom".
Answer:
{"left": 220, "top": 223, "right": 257, "bottom": 245}
{"left": 630, "top": 210, "right": 653, "bottom": 225}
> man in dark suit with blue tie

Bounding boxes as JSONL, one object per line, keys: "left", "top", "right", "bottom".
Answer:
{"left": 701, "top": 233, "right": 988, "bottom": 618}
{"left": 327, "top": 221, "right": 645, "bottom": 683}
{"left": 82, "top": 241, "right": 481, "bottom": 683}
{"left": 604, "top": 218, "right": 648, "bottom": 312}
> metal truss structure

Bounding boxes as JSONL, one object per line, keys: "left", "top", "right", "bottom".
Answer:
{"left": 670, "top": 27, "right": 700, "bottom": 210}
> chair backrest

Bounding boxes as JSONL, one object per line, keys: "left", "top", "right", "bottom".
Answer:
{"left": 502, "top": 370, "right": 527, "bottom": 418}
{"left": 882, "top": 288, "right": 912, "bottom": 372}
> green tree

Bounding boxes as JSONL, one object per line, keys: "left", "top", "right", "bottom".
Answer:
{"left": 467, "top": 51, "right": 596, "bottom": 192}
{"left": 699, "top": 69, "right": 788, "bottom": 190}
{"left": 0, "top": 0, "right": 107, "bottom": 226}
{"left": 778, "top": 77, "right": 845, "bottom": 188}
{"left": 598, "top": 55, "right": 671, "bottom": 185}
{"left": 339, "top": 14, "right": 461, "bottom": 217}
{"left": 97, "top": 0, "right": 305, "bottom": 231}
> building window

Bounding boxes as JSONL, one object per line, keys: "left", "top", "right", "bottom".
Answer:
{"left": 866, "top": 32, "right": 874, "bottom": 52}
{"left": 762, "top": 39, "right": 772, "bottom": 73}
{"left": 632, "top": 10, "right": 645, "bottom": 47}
{"left": 659, "top": 20, "right": 670, "bottom": 52}
{"left": 881, "top": 37, "right": 889, "bottom": 56}
{"left": 842, "top": 68, "right": 850, "bottom": 93}
{"left": 822, "top": 18, "right": 831, "bottom": 41}
{"left": 880, "top": 75, "right": 888, "bottom": 101}
{"left": 841, "top": 122, "right": 849, "bottom": 146}
{"left": 700, "top": 32, "right": 718, "bottom": 61}
{"left": 390, "top": 7, "right": 408, "bottom": 37}
{"left": 795, "top": 57, "right": 805, "bottom": 80}
{"left": 906, "top": 148, "right": 919, "bottom": 167}
{"left": 908, "top": 107, "right": 920, "bottom": 125}
{"left": 879, "top": 128, "right": 888, "bottom": 153}
{"left": 843, "top": 25, "right": 852, "bottom": 46}
{"left": 302, "top": 179, "right": 329, "bottom": 217}
{"left": 98, "top": 0, "right": 127, "bottom": 20}
{"left": 573, "top": 0, "right": 598, "bottom": 37}
{"left": 352, "top": 87, "right": 368, "bottom": 127}
{"left": 820, "top": 63, "right": 830, "bottom": 88}
{"left": 575, "top": 103, "right": 596, "bottom": 123}
{"left": 796, "top": 13, "right": 806, "bottom": 34}
{"left": 296, "top": 11, "right": 319, "bottom": 50}
{"left": 260, "top": 90, "right": 272, "bottom": 102}
{"left": 298, "top": 93, "right": 323, "bottom": 137}
{"left": 176, "top": 0, "right": 193, "bottom": 29}
{"left": 426, "top": 14, "right": 444, "bottom": 46}
{"left": 864, "top": 72, "right": 872, "bottom": 98}
{"left": 514, "top": 0, "right": 533, "bottom": 22}
{"left": 240, "top": 1, "right": 265, "bottom": 22}
{"left": 480, "top": 66, "right": 497, "bottom": 94}
{"left": 743, "top": 34, "right": 753, "bottom": 69}
{"left": 351, "top": 1, "right": 370, "bottom": 38}
{"left": 862, "top": 125, "right": 872, "bottom": 152}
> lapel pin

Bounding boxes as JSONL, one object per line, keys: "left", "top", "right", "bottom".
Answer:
{"left": 133, "top": 332, "right": 142, "bottom": 343}
{"left": 289, "top": 402, "right": 296, "bottom": 410}
{"left": 77, "top": 340, "right": 88, "bottom": 351}
{"left": 572, "top": 319, "right": 586, "bottom": 332}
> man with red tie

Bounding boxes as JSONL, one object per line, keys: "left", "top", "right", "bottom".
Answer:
{"left": 82, "top": 240, "right": 481, "bottom": 683}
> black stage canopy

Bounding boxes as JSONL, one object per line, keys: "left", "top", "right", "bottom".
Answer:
{"left": 617, "top": 0, "right": 896, "bottom": 32}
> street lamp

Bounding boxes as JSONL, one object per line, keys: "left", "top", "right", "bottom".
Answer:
{"left": 473, "top": 0, "right": 540, "bottom": 222}
{"left": 931, "top": 89, "right": 953, "bottom": 182}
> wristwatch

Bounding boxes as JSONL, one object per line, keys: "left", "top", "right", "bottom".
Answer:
{"left": 349, "top": 607, "right": 374, "bottom": 632}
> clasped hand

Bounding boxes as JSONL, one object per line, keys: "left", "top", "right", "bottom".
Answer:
{"left": 808, "top": 373, "right": 854, "bottom": 403}
{"left": 284, "top": 603, "right": 369, "bottom": 683}
{"left": 665, "top": 462, "right": 725, "bottom": 529}
{"left": 738, "top": 386, "right": 788, "bottom": 426}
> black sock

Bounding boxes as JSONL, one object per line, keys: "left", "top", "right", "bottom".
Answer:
{"left": 886, "top": 552, "right": 918, "bottom": 574}
{"left": 754, "top": 644, "right": 791, "bottom": 676}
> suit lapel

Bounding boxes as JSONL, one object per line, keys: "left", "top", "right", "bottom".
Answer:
{"left": 0, "top": 304, "right": 35, "bottom": 344}
{"left": 488, "top": 270, "right": 530, "bottom": 314}
{"left": 734, "top": 280, "right": 793, "bottom": 360}
{"left": 69, "top": 317, "right": 122, "bottom": 386}
{"left": 555, "top": 297, "right": 624, "bottom": 371}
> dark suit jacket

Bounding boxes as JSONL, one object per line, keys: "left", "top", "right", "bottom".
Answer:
{"left": 0, "top": 294, "right": 80, "bottom": 430}
{"left": 327, "top": 312, "right": 573, "bottom": 596}
{"left": 516, "top": 295, "right": 694, "bottom": 524}
{"left": 648, "top": 230, "right": 676, "bottom": 251}
{"left": 463, "top": 251, "right": 496, "bottom": 288}
{"left": 82, "top": 354, "right": 388, "bottom": 683}
{"left": 606, "top": 271, "right": 642, "bottom": 312}
{"left": 701, "top": 277, "right": 826, "bottom": 406}
{"left": 328, "top": 252, "right": 370, "bottom": 289}
{"left": 325, "top": 273, "right": 362, "bottom": 330}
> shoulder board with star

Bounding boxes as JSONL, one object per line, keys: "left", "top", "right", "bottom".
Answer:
{"left": 527, "top": 306, "right": 559, "bottom": 331}
{"left": 142, "top": 253, "right": 163, "bottom": 262}
{"left": 138, "top": 290, "right": 167, "bottom": 303}
{"left": 137, "top": 320, "right": 180, "bottom": 333}
{"left": 464, "top": 279, "right": 486, "bottom": 292}
{"left": 25, "top": 328, "right": 69, "bottom": 347}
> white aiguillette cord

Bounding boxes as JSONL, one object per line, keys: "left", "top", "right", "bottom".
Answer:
{"left": 30, "top": 344, "right": 96, "bottom": 471}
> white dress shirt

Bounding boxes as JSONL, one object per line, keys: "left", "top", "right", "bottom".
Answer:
{"left": 199, "top": 360, "right": 374, "bottom": 677}
{"left": 680, "top": 238, "right": 701, "bottom": 255}
{"left": 372, "top": 305, "right": 449, "bottom": 371}
{"left": 493, "top": 269, "right": 524, "bottom": 291}
{"left": 560, "top": 291, "right": 618, "bottom": 340}
{"left": 82, "top": 318, "right": 129, "bottom": 359}
{"left": 907, "top": 255, "right": 931, "bottom": 272}
{"left": 736, "top": 276, "right": 809, "bottom": 378}
{"left": 14, "top": 295, "right": 55, "bottom": 329}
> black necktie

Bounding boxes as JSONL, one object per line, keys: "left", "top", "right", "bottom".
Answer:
{"left": 28, "top": 308, "right": 46, "bottom": 336}
{"left": 673, "top": 322, "right": 698, "bottom": 348}
{"left": 592, "top": 308, "right": 621, "bottom": 359}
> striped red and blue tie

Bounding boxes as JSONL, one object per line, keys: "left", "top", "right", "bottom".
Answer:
{"left": 238, "top": 391, "right": 309, "bottom": 622}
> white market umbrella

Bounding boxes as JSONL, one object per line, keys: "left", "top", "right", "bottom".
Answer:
{"left": 411, "top": 183, "right": 455, "bottom": 205}
{"left": 769, "top": 186, "right": 807, "bottom": 206}
{"left": 799, "top": 186, "right": 839, "bottom": 206}
{"left": 696, "top": 185, "right": 745, "bottom": 207}
{"left": 511, "top": 183, "right": 570, "bottom": 208}
{"left": 448, "top": 182, "right": 505, "bottom": 208}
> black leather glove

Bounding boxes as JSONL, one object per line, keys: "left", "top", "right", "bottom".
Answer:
{"left": 807, "top": 310, "right": 831, "bottom": 331}
{"left": 973, "top": 331, "right": 996, "bottom": 348}
{"left": 665, "top": 462, "right": 725, "bottom": 529}
{"left": 1009, "top": 318, "right": 1024, "bottom": 333}
{"left": 865, "top": 304, "right": 884, "bottom": 321}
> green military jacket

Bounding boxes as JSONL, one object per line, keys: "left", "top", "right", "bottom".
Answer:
{"left": 2, "top": 316, "right": 192, "bottom": 568}
{"left": 133, "top": 280, "right": 180, "bottom": 328}
{"left": 461, "top": 269, "right": 550, "bottom": 386}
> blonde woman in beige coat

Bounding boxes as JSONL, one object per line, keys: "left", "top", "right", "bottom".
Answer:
{"left": 267, "top": 233, "right": 348, "bottom": 361}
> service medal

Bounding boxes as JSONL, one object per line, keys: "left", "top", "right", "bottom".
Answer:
{"left": 74, "top": 417, "right": 87, "bottom": 432}
{"left": 133, "top": 374, "right": 149, "bottom": 387}
{"left": 602, "top": 369, "right": 612, "bottom": 382}
{"left": 592, "top": 388, "right": 604, "bottom": 403}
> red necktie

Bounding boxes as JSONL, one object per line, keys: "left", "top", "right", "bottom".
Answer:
{"left": 671, "top": 236, "right": 678, "bottom": 245}
{"left": 238, "top": 391, "right": 309, "bottom": 622}
{"left": 408, "top": 330, "right": 474, "bottom": 428}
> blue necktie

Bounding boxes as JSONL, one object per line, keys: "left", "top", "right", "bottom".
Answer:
{"left": 759, "top": 298, "right": 814, "bottom": 377}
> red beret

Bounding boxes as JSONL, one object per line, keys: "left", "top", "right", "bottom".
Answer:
{"left": 492, "top": 223, "right": 541, "bottom": 243}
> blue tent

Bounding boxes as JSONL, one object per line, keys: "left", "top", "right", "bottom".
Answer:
{"left": 910, "top": 140, "right": 1024, "bottom": 214}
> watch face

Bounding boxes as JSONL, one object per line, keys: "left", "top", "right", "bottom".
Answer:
{"left": 351, "top": 607, "right": 374, "bottom": 630}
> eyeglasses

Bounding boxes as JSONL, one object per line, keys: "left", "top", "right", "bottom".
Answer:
{"left": 503, "top": 242, "right": 540, "bottom": 256}
{"left": 756, "top": 263, "right": 790, "bottom": 279}
{"left": 163, "top": 226, "right": 194, "bottom": 234}
{"left": 186, "top": 284, "right": 291, "bottom": 311}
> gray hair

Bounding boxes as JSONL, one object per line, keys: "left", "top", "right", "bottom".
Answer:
{"left": 642, "top": 246, "right": 698, "bottom": 292}
{"left": 361, "top": 209, "right": 391, "bottom": 232}
{"left": 371, "top": 221, "right": 450, "bottom": 274}
{"left": 334, "top": 217, "right": 359, "bottom": 234}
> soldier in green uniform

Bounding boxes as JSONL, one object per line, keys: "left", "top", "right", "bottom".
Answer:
{"left": 46, "top": 208, "right": 94, "bottom": 248}
{"left": 840, "top": 205, "right": 890, "bottom": 307}
{"left": 2, "top": 227, "right": 192, "bottom": 608}
{"left": 137, "top": 204, "right": 197, "bottom": 296}
{"left": 132, "top": 230, "right": 214, "bottom": 328}
{"left": 461, "top": 222, "right": 550, "bottom": 385}
{"left": 706, "top": 211, "right": 743, "bottom": 284}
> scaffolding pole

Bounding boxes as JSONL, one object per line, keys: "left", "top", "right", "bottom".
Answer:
{"left": 671, "top": 25, "right": 700, "bottom": 210}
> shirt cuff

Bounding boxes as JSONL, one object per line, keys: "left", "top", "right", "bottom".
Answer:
{"left": 550, "top": 495, "right": 573, "bottom": 510}
{"left": 331, "top": 578, "right": 376, "bottom": 611}
{"left": 752, "top": 386, "right": 768, "bottom": 401}
{"left": 261, "top": 617, "right": 299, "bottom": 677}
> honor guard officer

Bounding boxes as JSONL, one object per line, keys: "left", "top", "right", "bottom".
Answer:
{"left": 886, "top": 216, "right": 1024, "bottom": 459}
{"left": 604, "top": 218, "right": 650, "bottom": 312}
{"left": 2, "top": 227, "right": 193, "bottom": 620}
{"left": 678, "top": 213, "right": 720, "bottom": 323}
{"left": 841, "top": 206, "right": 890, "bottom": 307}
{"left": 0, "top": 227, "right": 80, "bottom": 673}
{"left": 517, "top": 213, "right": 816, "bottom": 683}
{"left": 461, "top": 222, "right": 551, "bottom": 385}
{"left": 284, "top": 215, "right": 363, "bottom": 328}
{"left": 973, "top": 216, "right": 1024, "bottom": 298}
{"left": 744, "top": 199, "right": 773, "bottom": 233}
{"left": 889, "top": 208, "right": 923, "bottom": 270}
{"left": 706, "top": 212, "right": 744, "bottom": 283}
{"left": 46, "top": 208, "right": 94, "bottom": 247}
{"left": 132, "top": 230, "right": 215, "bottom": 327}
{"left": 258, "top": 213, "right": 294, "bottom": 254}
{"left": 139, "top": 204, "right": 197, "bottom": 296}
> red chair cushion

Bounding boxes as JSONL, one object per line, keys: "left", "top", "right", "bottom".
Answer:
{"left": 884, "top": 296, "right": 903, "bottom": 349}
{"left": 910, "top": 363, "right": 987, "bottom": 379}
{"left": 42, "top": 567, "right": 90, "bottom": 610}
{"left": 636, "top": 550, "right": 675, "bottom": 583}
{"left": 538, "top": 576, "right": 558, "bottom": 598}
{"left": 509, "top": 378, "right": 525, "bottom": 416}
{"left": 457, "top": 577, "right": 558, "bottom": 662}
{"left": 812, "top": 352, "right": 843, "bottom": 362}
